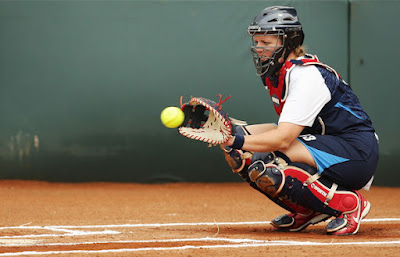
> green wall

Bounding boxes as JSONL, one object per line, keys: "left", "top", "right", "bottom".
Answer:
{"left": 349, "top": 0, "right": 400, "bottom": 186}
{"left": 0, "top": 0, "right": 397, "bottom": 186}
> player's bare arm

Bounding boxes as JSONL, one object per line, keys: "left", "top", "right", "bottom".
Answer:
{"left": 225, "top": 122, "right": 303, "bottom": 152}
{"left": 224, "top": 122, "right": 317, "bottom": 168}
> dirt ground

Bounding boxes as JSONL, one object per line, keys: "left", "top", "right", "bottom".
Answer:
{"left": 0, "top": 180, "right": 399, "bottom": 256}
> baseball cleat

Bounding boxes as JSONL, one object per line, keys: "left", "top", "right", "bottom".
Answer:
{"left": 271, "top": 211, "right": 330, "bottom": 232}
{"left": 326, "top": 191, "right": 370, "bottom": 235}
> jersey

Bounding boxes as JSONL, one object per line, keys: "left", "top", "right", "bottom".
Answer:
{"left": 262, "top": 54, "right": 378, "bottom": 189}
{"left": 262, "top": 54, "right": 375, "bottom": 136}
{"left": 278, "top": 64, "right": 331, "bottom": 127}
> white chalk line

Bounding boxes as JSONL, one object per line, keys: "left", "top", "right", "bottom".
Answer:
{"left": 1, "top": 217, "right": 398, "bottom": 231}
{"left": 0, "top": 225, "right": 121, "bottom": 240}
{"left": 0, "top": 231, "right": 120, "bottom": 240}
{"left": 0, "top": 218, "right": 398, "bottom": 240}
{"left": 1, "top": 236, "right": 399, "bottom": 247}
{"left": 0, "top": 218, "right": 398, "bottom": 256}
{"left": 0, "top": 237, "right": 263, "bottom": 247}
{"left": 0, "top": 239, "right": 399, "bottom": 256}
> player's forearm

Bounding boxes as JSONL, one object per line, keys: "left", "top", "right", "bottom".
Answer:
{"left": 226, "top": 130, "right": 292, "bottom": 152}
{"left": 241, "top": 130, "right": 292, "bottom": 152}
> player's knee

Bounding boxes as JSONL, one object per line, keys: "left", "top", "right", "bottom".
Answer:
{"left": 248, "top": 152, "right": 284, "bottom": 197}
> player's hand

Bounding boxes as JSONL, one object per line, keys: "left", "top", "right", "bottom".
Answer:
{"left": 221, "top": 136, "right": 235, "bottom": 148}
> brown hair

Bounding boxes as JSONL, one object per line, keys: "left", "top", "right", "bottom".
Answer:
{"left": 293, "top": 45, "right": 306, "bottom": 57}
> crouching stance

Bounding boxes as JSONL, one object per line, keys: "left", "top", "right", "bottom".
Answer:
{"left": 178, "top": 5, "right": 379, "bottom": 236}
{"left": 218, "top": 5, "right": 379, "bottom": 236}
{"left": 222, "top": 125, "right": 375, "bottom": 235}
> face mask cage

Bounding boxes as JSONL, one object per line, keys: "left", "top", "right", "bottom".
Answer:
{"left": 249, "top": 29, "right": 286, "bottom": 77}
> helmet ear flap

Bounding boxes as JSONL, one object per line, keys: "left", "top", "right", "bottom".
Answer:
{"left": 286, "top": 31, "right": 304, "bottom": 52}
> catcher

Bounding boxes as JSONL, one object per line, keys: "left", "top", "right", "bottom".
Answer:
{"left": 179, "top": 6, "right": 379, "bottom": 236}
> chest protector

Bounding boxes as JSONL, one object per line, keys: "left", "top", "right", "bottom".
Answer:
{"left": 263, "top": 54, "right": 340, "bottom": 116}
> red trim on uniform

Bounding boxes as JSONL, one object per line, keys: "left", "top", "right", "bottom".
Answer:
{"left": 264, "top": 55, "right": 334, "bottom": 116}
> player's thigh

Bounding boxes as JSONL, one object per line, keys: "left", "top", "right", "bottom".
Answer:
{"left": 281, "top": 139, "right": 317, "bottom": 168}
{"left": 298, "top": 133, "right": 378, "bottom": 189}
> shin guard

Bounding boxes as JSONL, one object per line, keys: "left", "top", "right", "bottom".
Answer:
{"left": 247, "top": 154, "right": 359, "bottom": 217}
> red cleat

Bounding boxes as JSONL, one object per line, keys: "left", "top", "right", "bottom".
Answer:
{"left": 326, "top": 191, "right": 370, "bottom": 235}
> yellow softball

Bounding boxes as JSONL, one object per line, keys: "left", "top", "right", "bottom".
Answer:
{"left": 160, "top": 106, "right": 185, "bottom": 128}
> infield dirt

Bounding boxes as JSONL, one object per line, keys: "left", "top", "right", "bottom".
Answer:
{"left": 0, "top": 180, "right": 399, "bottom": 256}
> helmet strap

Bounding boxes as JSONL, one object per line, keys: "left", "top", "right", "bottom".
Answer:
{"left": 264, "top": 48, "right": 289, "bottom": 78}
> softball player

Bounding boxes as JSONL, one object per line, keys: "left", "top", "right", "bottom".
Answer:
{"left": 222, "top": 6, "right": 379, "bottom": 235}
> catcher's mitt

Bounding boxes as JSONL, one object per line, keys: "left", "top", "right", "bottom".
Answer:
{"left": 178, "top": 95, "right": 239, "bottom": 145}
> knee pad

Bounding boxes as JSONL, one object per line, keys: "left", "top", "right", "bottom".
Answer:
{"left": 248, "top": 152, "right": 283, "bottom": 197}
{"left": 247, "top": 152, "right": 298, "bottom": 213}
{"left": 247, "top": 153, "right": 359, "bottom": 217}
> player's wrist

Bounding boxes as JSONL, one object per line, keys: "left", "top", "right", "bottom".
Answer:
{"left": 231, "top": 135, "right": 245, "bottom": 149}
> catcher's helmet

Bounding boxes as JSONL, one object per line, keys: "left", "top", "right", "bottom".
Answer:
{"left": 248, "top": 6, "right": 304, "bottom": 77}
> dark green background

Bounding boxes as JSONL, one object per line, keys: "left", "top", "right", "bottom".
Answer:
{"left": 0, "top": 0, "right": 398, "bottom": 186}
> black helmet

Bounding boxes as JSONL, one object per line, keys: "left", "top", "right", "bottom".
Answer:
{"left": 248, "top": 6, "right": 304, "bottom": 77}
